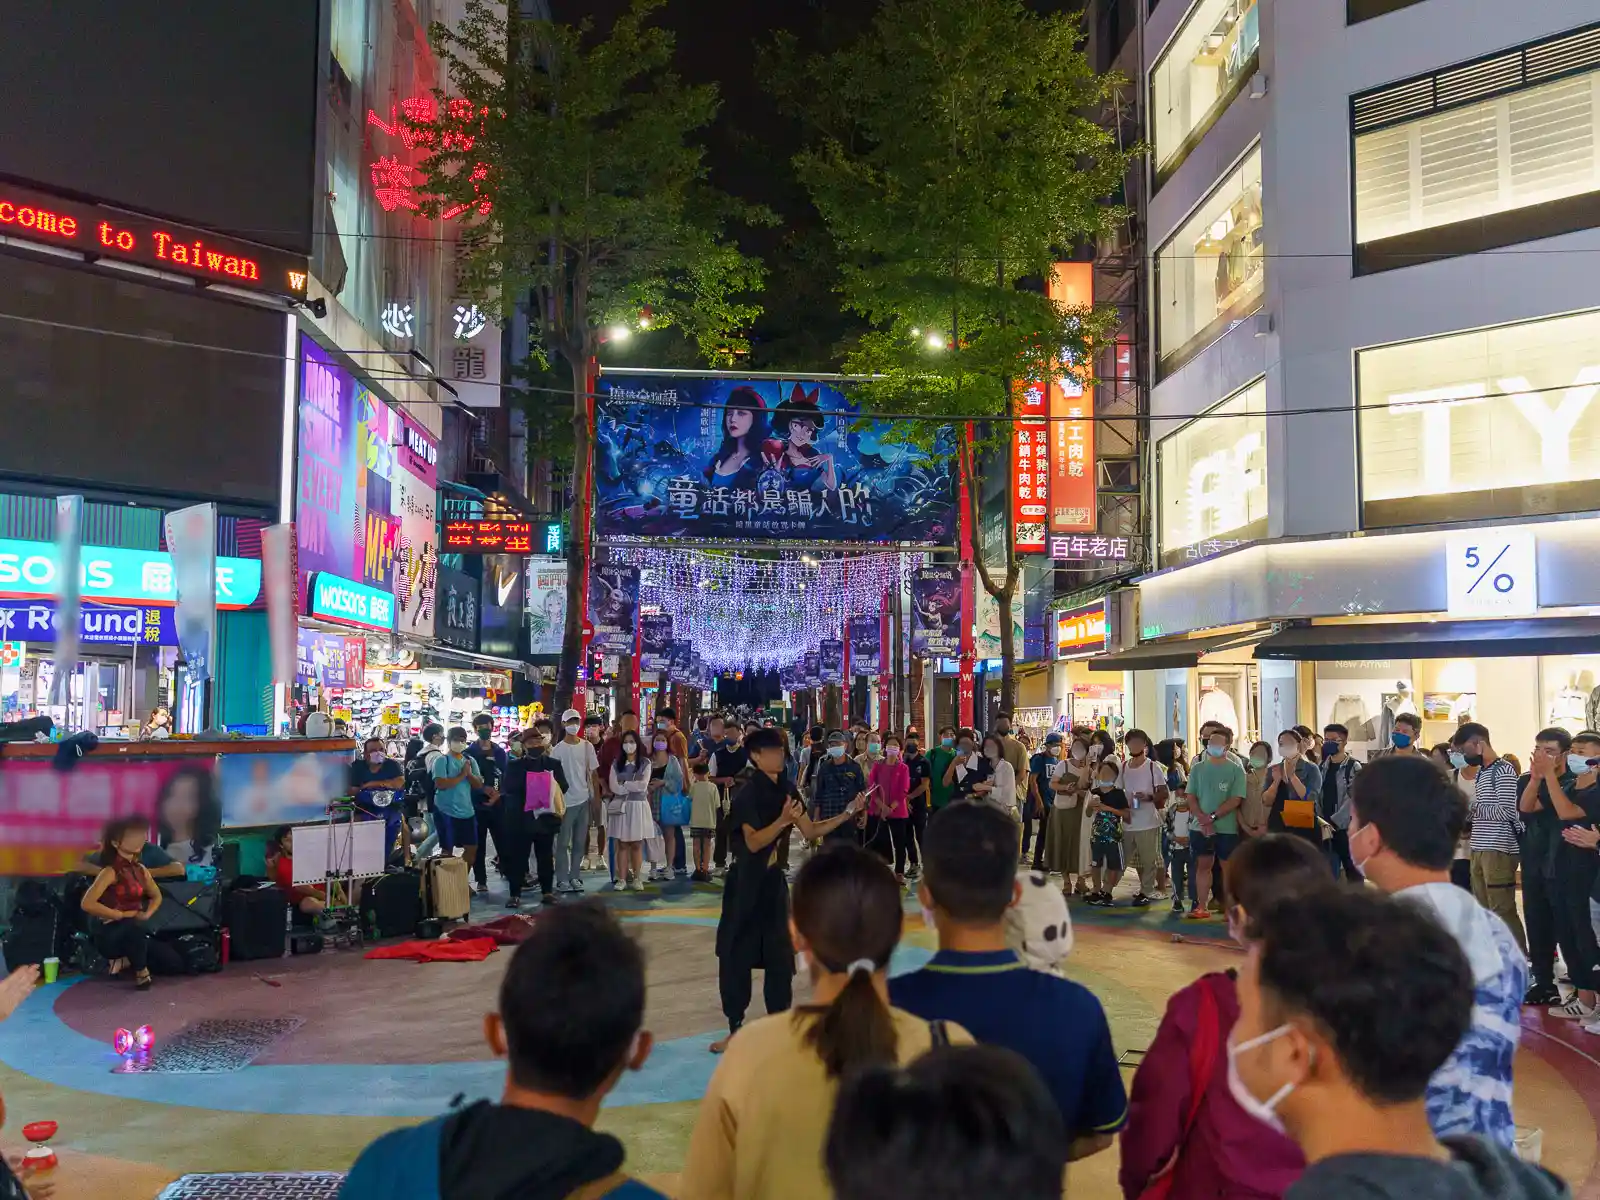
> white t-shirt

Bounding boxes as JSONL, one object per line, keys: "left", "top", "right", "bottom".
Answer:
{"left": 1118, "top": 758, "right": 1165, "bottom": 832}
{"left": 550, "top": 738, "right": 600, "bottom": 806}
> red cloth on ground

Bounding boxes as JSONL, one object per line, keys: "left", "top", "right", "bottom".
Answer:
{"left": 363, "top": 937, "right": 498, "bottom": 963}
{"left": 445, "top": 914, "right": 541, "bottom": 945}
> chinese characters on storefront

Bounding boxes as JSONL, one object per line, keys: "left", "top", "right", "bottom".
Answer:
{"left": 1048, "top": 263, "right": 1098, "bottom": 534}
{"left": 1012, "top": 380, "right": 1049, "bottom": 553}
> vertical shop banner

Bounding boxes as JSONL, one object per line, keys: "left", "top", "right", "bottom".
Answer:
{"left": 1011, "top": 381, "right": 1049, "bottom": 553}
{"left": 1048, "top": 263, "right": 1097, "bottom": 533}
{"left": 479, "top": 554, "right": 525, "bottom": 659}
{"left": 164, "top": 503, "right": 217, "bottom": 684}
{"left": 803, "top": 651, "right": 821, "bottom": 688}
{"left": 690, "top": 652, "right": 706, "bottom": 691}
{"left": 526, "top": 557, "right": 567, "bottom": 658}
{"left": 669, "top": 640, "right": 692, "bottom": 678}
{"left": 436, "top": 565, "right": 480, "bottom": 651}
{"left": 393, "top": 466, "right": 437, "bottom": 639}
{"left": 296, "top": 628, "right": 348, "bottom": 688}
{"left": 639, "top": 614, "right": 673, "bottom": 672}
{"left": 262, "top": 523, "right": 298, "bottom": 686}
{"left": 910, "top": 566, "right": 961, "bottom": 657}
{"left": 296, "top": 337, "right": 359, "bottom": 601}
{"left": 588, "top": 565, "right": 639, "bottom": 653}
{"left": 819, "top": 639, "right": 844, "bottom": 684}
{"left": 848, "top": 616, "right": 881, "bottom": 676}
{"left": 50, "top": 494, "right": 82, "bottom": 709}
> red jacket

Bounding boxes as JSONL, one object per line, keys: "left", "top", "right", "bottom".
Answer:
{"left": 1119, "top": 971, "right": 1304, "bottom": 1200}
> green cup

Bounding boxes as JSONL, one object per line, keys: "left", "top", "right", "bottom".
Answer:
{"left": 41, "top": 957, "right": 59, "bottom": 984}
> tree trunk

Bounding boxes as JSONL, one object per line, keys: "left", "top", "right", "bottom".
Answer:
{"left": 961, "top": 438, "right": 1021, "bottom": 721}
{"left": 554, "top": 356, "right": 591, "bottom": 714}
{"left": 997, "top": 577, "right": 1017, "bottom": 715}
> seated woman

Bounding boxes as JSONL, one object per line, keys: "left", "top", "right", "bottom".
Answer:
{"left": 265, "top": 825, "right": 326, "bottom": 920}
{"left": 80, "top": 816, "right": 165, "bottom": 990}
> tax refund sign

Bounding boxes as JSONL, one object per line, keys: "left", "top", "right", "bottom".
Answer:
{"left": 0, "top": 537, "right": 260, "bottom": 608}
{"left": 308, "top": 572, "right": 396, "bottom": 633}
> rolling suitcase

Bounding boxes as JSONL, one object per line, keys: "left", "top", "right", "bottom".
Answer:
{"left": 145, "top": 880, "right": 222, "bottom": 938}
{"left": 360, "top": 869, "right": 423, "bottom": 939}
{"left": 424, "top": 857, "right": 471, "bottom": 921}
{"left": 224, "top": 884, "right": 288, "bottom": 961}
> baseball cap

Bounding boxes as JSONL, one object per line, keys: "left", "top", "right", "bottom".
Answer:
{"left": 561, "top": 708, "right": 582, "bottom": 723}
{"left": 827, "top": 730, "right": 848, "bottom": 746}
{"left": 1045, "top": 733, "right": 1064, "bottom": 747}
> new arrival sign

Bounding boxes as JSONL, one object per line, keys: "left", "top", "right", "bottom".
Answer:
{"left": 0, "top": 537, "right": 260, "bottom": 608}
{"left": 308, "top": 572, "right": 396, "bottom": 632}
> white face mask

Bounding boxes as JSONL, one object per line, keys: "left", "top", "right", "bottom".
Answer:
{"left": 1226, "top": 1024, "right": 1299, "bottom": 1135}
{"left": 448, "top": 740, "right": 467, "bottom": 753}
{"left": 1278, "top": 743, "right": 1297, "bottom": 758}
{"left": 1070, "top": 745, "right": 1087, "bottom": 761}
{"left": 565, "top": 722, "right": 580, "bottom": 735}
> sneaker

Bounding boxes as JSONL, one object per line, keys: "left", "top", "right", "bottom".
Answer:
{"left": 505, "top": 894, "right": 522, "bottom": 909}
{"left": 630, "top": 879, "right": 645, "bottom": 892}
{"left": 1582, "top": 1012, "right": 1600, "bottom": 1036}
{"left": 1186, "top": 907, "right": 1211, "bottom": 921}
{"left": 475, "top": 882, "right": 489, "bottom": 895}
{"left": 571, "top": 877, "right": 585, "bottom": 892}
{"left": 1171, "top": 899, "right": 1186, "bottom": 914}
{"left": 1549, "top": 996, "right": 1595, "bottom": 1021}
{"left": 1131, "top": 894, "right": 1152, "bottom": 907}
{"left": 1524, "top": 983, "right": 1561, "bottom": 1006}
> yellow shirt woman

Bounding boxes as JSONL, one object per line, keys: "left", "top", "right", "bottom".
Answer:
{"left": 678, "top": 1007, "right": 972, "bottom": 1200}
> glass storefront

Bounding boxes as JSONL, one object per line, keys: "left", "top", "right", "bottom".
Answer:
{"left": 1156, "top": 378, "right": 1269, "bottom": 565}
{"left": 1357, "top": 306, "right": 1600, "bottom": 527}
{"left": 1355, "top": 65, "right": 1600, "bottom": 247}
{"left": 1155, "top": 146, "right": 1264, "bottom": 374}
{"left": 1150, "top": 0, "right": 1261, "bottom": 178}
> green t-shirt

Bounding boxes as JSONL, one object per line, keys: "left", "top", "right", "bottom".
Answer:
{"left": 928, "top": 746, "right": 957, "bottom": 808}
{"left": 1188, "top": 757, "right": 1248, "bottom": 835}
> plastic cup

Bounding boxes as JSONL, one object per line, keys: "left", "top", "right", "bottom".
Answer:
{"left": 41, "top": 957, "right": 59, "bottom": 984}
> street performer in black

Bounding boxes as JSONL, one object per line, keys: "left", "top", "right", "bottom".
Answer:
{"left": 711, "top": 726, "right": 862, "bottom": 1054}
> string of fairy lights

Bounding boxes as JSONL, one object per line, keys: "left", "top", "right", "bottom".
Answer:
{"left": 607, "top": 547, "right": 924, "bottom": 672}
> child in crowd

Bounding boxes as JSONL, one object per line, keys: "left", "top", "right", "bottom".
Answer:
{"left": 1164, "top": 789, "right": 1194, "bottom": 915}
{"left": 689, "top": 761, "right": 720, "bottom": 882}
{"left": 339, "top": 903, "right": 666, "bottom": 1200}
{"left": 1086, "top": 760, "right": 1129, "bottom": 906}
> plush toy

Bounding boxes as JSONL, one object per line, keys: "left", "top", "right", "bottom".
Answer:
{"left": 1004, "top": 870, "right": 1074, "bottom": 973}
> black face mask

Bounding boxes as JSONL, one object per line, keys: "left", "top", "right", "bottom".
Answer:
{"left": 1464, "top": 753, "right": 1485, "bottom": 767}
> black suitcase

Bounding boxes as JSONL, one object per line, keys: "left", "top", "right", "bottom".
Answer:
{"left": 145, "top": 881, "right": 222, "bottom": 937}
{"left": 170, "top": 932, "right": 222, "bottom": 974}
{"left": 224, "top": 884, "right": 287, "bottom": 962}
{"left": 1, "top": 880, "right": 69, "bottom": 968}
{"left": 360, "top": 869, "right": 423, "bottom": 939}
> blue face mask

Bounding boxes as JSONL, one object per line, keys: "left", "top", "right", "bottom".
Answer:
{"left": 1448, "top": 751, "right": 1468, "bottom": 770}
{"left": 940, "top": 737, "right": 954, "bottom": 748}
{"left": 1569, "top": 754, "right": 1594, "bottom": 776}
{"left": 1206, "top": 744, "right": 1226, "bottom": 758}
{"left": 828, "top": 745, "right": 846, "bottom": 759}
{"left": 1392, "top": 731, "right": 1413, "bottom": 748}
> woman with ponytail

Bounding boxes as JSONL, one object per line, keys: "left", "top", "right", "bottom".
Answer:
{"left": 681, "top": 842, "right": 973, "bottom": 1200}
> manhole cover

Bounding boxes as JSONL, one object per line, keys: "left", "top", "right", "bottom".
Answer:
{"left": 113, "top": 1018, "right": 304, "bottom": 1074}
{"left": 156, "top": 1172, "right": 345, "bottom": 1199}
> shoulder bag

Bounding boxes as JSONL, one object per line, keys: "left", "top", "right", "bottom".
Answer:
{"left": 1137, "top": 974, "right": 1224, "bottom": 1200}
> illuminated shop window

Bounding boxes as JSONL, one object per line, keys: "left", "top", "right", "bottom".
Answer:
{"left": 1357, "top": 307, "right": 1600, "bottom": 527}
{"left": 1156, "top": 378, "right": 1268, "bottom": 566}
{"left": 1155, "top": 146, "right": 1264, "bottom": 376}
{"left": 1150, "top": 0, "right": 1260, "bottom": 179}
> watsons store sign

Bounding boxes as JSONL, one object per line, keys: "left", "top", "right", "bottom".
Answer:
{"left": 0, "top": 538, "right": 260, "bottom": 608}
{"left": 309, "top": 572, "right": 395, "bottom": 632}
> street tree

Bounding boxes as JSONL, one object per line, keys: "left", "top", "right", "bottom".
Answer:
{"left": 783, "top": 0, "right": 1133, "bottom": 711}
{"left": 417, "top": 0, "right": 764, "bottom": 711}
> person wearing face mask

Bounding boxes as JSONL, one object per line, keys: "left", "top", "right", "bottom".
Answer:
{"left": 607, "top": 731, "right": 654, "bottom": 891}
{"left": 811, "top": 731, "right": 869, "bottom": 846}
{"left": 902, "top": 736, "right": 931, "bottom": 880}
{"left": 1384, "top": 712, "right": 1426, "bottom": 759}
{"left": 1240, "top": 741, "right": 1275, "bottom": 840}
{"left": 994, "top": 712, "right": 1031, "bottom": 808}
{"left": 1023, "top": 734, "right": 1064, "bottom": 873}
{"left": 1188, "top": 729, "right": 1251, "bottom": 919}
{"left": 946, "top": 731, "right": 992, "bottom": 802}
{"left": 465, "top": 717, "right": 508, "bottom": 894}
{"left": 1047, "top": 734, "right": 1094, "bottom": 897}
{"left": 855, "top": 732, "right": 883, "bottom": 777}
{"left": 1120, "top": 834, "right": 1323, "bottom": 1199}
{"left": 1233, "top": 888, "right": 1567, "bottom": 1200}
{"left": 1519, "top": 728, "right": 1600, "bottom": 1022}
{"left": 430, "top": 726, "right": 484, "bottom": 872}
{"left": 709, "top": 725, "right": 752, "bottom": 874}
{"left": 500, "top": 726, "right": 569, "bottom": 908}
{"left": 596, "top": 711, "right": 638, "bottom": 872}
{"left": 928, "top": 726, "right": 959, "bottom": 812}
{"left": 1318, "top": 724, "right": 1363, "bottom": 883}
{"left": 551, "top": 709, "right": 603, "bottom": 894}
{"left": 1085, "top": 759, "right": 1129, "bottom": 905}
{"left": 648, "top": 732, "right": 689, "bottom": 883}
{"left": 1451, "top": 723, "right": 1530, "bottom": 962}
{"left": 1116, "top": 729, "right": 1169, "bottom": 907}
{"left": 1264, "top": 730, "right": 1324, "bottom": 853}
{"left": 868, "top": 734, "right": 912, "bottom": 882}
{"left": 1345, "top": 756, "right": 1527, "bottom": 1145}
{"left": 351, "top": 736, "right": 410, "bottom": 865}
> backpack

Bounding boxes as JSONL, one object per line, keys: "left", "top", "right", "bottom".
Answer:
{"left": 406, "top": 749, "right": 438, "bottom": 809}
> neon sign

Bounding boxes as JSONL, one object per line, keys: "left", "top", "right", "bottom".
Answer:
{"left": 0, "top": 183, "right": 306, "bottom": 298}
{"left": 366, "top": 95, "right": 493, "bottom": 220}
{"left": 309, "top": 572, "right": 396, "bottom": 632}
{"left": 0, "top": 537, "right": 261, "bottom": 608}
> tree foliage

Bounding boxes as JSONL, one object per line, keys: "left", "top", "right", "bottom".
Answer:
{"left": 783, "top": 0, "right": 1135, "bottom": 708}
{"left": 414, "top": 0, "right": 765, "bottom": 709}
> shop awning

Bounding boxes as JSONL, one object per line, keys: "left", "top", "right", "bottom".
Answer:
{"left": 1087, "top": 629, "right": 1266, "bottom": 672}
{"left": 1253, "top": 617, "right": 1600, "bottom": 661}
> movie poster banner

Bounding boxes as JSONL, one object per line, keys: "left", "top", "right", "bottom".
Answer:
{"left": 670, "top": 641, "right": 692, "bottom": 677}
{"left": 911, "top": 565, "right": 961, "bottom": 657}
{"left": 526, "top": 557, "right": 567, "bottom": 658}
{"left": 589, "top": 566, "right": 639, "bottom": 653}
{"left": 592, "top": 375, "right": 956, "bottom": 543}
{"left": 803, "top": 651, "right": 820, "bottom": 688}
{"left": 639, "top": 614, "right": 673, "bottom": 672}
{"left": 848, "top": 616, "right": 881, "bottom": 676}
{"left": 819, "top": 639, "right": 844, "bottom": 684}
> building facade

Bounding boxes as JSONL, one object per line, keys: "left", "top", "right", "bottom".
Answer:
{"left": 1099, "top": 0, "right": 1600, "bottom": 758}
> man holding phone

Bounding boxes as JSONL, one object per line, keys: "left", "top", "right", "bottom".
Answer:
{"left": 1116, "top": 729, "right": 1168, "bottom": 907}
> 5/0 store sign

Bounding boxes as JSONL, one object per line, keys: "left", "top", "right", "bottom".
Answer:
{"left": 1445, "top": 532, "right": 1538, "bottom": 618}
